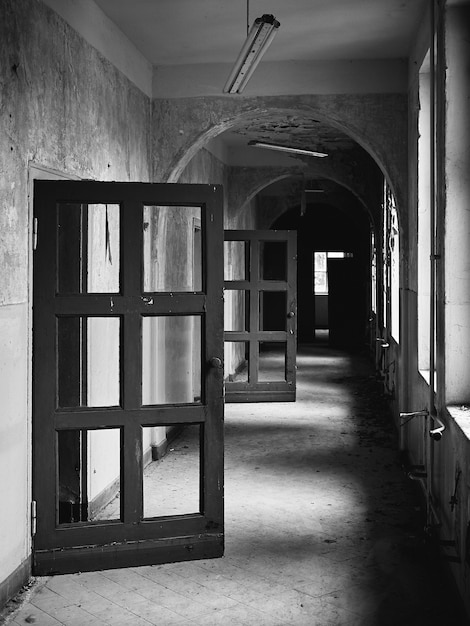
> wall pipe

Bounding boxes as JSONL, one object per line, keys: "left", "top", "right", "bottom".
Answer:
{"left": 429, "top": 0, "right": 437, "bottom": 418}
{"left": 427, "top": 0, "right": 440, "bottom": 533}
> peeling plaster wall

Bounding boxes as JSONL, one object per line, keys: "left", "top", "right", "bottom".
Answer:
{"left": 178, "top": 147, "right": 228, "bottom": 221}
{"left": 40, "top": 0, "right": 153, "bottom": 96}
{"left": 179, "top": 148, "right": 226, "bottom": 188}
{"left": 179, "top": 148, "right": 257, "bottom": 379}
{"left": 179, "top": 147, "right": 256, "bottom": 230}
{"left": 0, "top": 0, "right": 151, "bottom": 593}
{"left": 1, "top": 0, "right": 151, "bottom": 303}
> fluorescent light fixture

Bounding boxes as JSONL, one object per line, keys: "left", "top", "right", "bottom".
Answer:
{"left": 304, "top": 188, "right": 325, "bottom": 193}
{"left": 248, "top": 140, "right": 328, "bottom": 158}
{"left": 224, "top": 14, "right": 280, "bottom": 94}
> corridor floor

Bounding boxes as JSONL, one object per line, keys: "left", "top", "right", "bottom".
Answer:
{"left": 3, "top": 344, "right": 468, "bottom": 625}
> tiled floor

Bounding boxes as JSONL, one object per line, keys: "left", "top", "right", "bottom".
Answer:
{"left": 3, "top": 343, "right": 469, "bottom": 625}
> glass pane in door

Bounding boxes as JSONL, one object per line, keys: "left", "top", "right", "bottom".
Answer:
{"left": 224, "top": 341, "right": 249, "bottom": 382}
{"left": 224, "top": 240, "right": 249, "bottom": 281}
{"left": 142, "top": 316, "right": 202, "bottom": 405}
{"left": 142, "top": 424, "right": 201, "bottom": 518}
{"left": 258, "top": 342, "right": 287, "bottom": 382}
{"left": 143, "top": 206, "right": 202, "bottom": 292}
{"left": 57, "top": 428, "right": 121, "bottom": 524}
{"left": 57, "top": 203, "right": 120, "bottom": 294}
{"left": 260, "top": 241, "right": 287, "bottom": 281}
{"left": 224, "top": 290, "right": 249, "bottom": 331}
{"left": 57, "top": 316, "right": 121, "bottom": 408}
{"left": 259, "top": 291, "right": 287, "bottom": 331}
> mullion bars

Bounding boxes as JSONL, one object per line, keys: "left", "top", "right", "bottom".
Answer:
{"left": 249, "top": 237, "right": 260, "bottom": 384}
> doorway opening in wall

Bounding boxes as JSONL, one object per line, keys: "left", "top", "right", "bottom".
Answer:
{"left": 269, "top": 197, "right": 370, "bottom": 349}
{"left": 313, "top": 251, "right": 353, "bottom": 342}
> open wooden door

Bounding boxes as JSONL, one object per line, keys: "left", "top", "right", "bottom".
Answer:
{"left": 224, "top": 230, "right": 297, "bottom": 402}
{"left": 32, "top": 180, "right": 224, "bottom": 575}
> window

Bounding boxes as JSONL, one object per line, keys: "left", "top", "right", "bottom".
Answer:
{"left": 390, "top": 194, "right": 400, "bottom": 342}
{"left": 382, "top": 181, "right": 400, "bottom": 343}
{"left": 417, "top": 51, "right": 433, "bottom": 374}
{"left": 314, "top": 252, "right": 328, "bottom": 294}
{"left": 371, "top": 230, "right": 377, "bottom": 314}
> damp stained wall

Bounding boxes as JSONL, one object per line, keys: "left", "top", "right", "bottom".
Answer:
{"left": 0, "top": 0, "right": 151, "bottom": 590}
{"left": 0, "top": 0, "right": 258, "bottom": 591}
{"left": 0, "top": 0, "right": 256, "bottom": 592}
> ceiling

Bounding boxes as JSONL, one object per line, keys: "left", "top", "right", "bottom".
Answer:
{"left": 92, "top": 0, "right": 427, "bottom": 178}
{"left": 94, "top": 0, "right": 427, "bottom": 66}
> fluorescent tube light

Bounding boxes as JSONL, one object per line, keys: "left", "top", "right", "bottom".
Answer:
{"left": 248, "top": 140, "right": 328, "bottom": 158}
{"left": 224, "top": 14, "right": 280, "bottom": 94}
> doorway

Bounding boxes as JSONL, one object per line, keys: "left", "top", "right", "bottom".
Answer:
{"left": 272, "top": 199, "right": 370, "bottom": 348}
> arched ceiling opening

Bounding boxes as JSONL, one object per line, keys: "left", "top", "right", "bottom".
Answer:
{"left": 204, "top": 112, "right": 385, "bottom": 229}
{"left": 163, "top": 98, "right": 403, "bottom": 224}
{"left": 208, "top": 113, "right": 357, "bottom": 168}
{"left": 163, "top": 97, "right": 404, "bottom": 183}
{"left": 254, "top": 176, "right": 374, "bottom": 230}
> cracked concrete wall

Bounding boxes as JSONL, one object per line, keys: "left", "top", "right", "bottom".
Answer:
{"left": 1, "top": 0, "right": 151, "bottom": 304}
{"left": 0, "top": 0, "right": 151, "bottom": 593}
{"left": 178, "top": 147, "right": 229, "bottom": 225}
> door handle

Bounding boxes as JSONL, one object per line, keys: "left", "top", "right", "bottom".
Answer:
{"left": 287, "top": 311, "right": 295, "bottom": 318}
{"left": 209, "top": 357, "right": 223, "bottom": 369}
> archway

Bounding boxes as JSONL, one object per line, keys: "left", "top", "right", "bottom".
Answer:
{"left": 153, "top": 95, "right": 407, "bottom": 222}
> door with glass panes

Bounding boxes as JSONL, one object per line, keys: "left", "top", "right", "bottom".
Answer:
{"left": 224, "top": 230, "right": 297, "bottom": 402}
{"left": 32, "top": 180, "right": 224, "bottom": 575}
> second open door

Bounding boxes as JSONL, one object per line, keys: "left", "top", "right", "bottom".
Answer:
{"left": 224, "top": 230, "right": 297, "bottom": 402}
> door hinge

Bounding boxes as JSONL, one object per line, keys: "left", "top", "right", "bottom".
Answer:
{"left": 33, "top": 217, "right": 38, "bottom": 251}
{"left": 31, "top": 500, "right": 37, "bottom": 537}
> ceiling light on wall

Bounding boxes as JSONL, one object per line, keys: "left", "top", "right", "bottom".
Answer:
{"left": 223, "top": 14, "right": 280, "bottom": 94}
{"left": 248, "top": 141, "right": 328, "bottom": 158}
